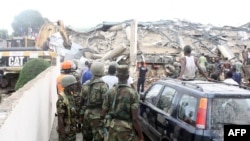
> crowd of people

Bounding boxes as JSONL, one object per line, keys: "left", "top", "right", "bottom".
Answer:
{"left": 169, "top": 45, "right": 250, "bottom": 86}
{"left": 55, "top": 44, "right": 250, "bottom": 141}
{"left": 56, "top": 60, "right": 145, "bottom": 141}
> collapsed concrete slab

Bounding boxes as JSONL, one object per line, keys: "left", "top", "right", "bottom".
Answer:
{"left": 63, "top": 19, "right": 250, "bottom": 86}
{"left": 66, "top": 19, "right": 250, "bottom": 60}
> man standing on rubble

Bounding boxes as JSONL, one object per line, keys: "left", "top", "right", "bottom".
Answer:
{"left": 178, "top": 45, "right": 209, "bottom": 80}
{"left": 242, "top": 45, "right": 248, "bottom": 65}
{"left": 137, "top": 61, "right": 148, "bottom": 94}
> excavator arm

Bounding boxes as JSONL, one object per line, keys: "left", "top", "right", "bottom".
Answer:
{"left": 35, "top": 20, "right": 72, "bottom": 49}
{"left": 57, "top": 20, "right": 72, "bottom": 49}
{"left": 35, "top": 22, "right": 57, "bottom": 48}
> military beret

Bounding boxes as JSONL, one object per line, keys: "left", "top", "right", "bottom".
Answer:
{"left": 116, "top": 65, "right": 129, "bottom": 75}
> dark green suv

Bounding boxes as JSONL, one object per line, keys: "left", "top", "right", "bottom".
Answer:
{"left": 139, "top": 78, "right": 250, "bottom": 141}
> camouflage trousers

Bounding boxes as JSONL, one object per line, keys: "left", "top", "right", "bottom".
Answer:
{"left": 82, "top": 108, "right": 105, "bottom": 141}
{"left": 108, "top": 126, "right": 138, "bottom": 141}
{"left": 58, "top": 132, "right": 76, "bottom": 141}
{"left": 57, "top": 123, "right": 77, "bottom": 141}
{"left": 75, "top": 114, "right": 82, "bottom": 133}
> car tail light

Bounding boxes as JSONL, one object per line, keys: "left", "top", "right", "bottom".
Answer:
{"left": 196, "top": 98, "right": 207, "bottom": 129}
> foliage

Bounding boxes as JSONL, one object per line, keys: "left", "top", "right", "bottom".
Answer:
{"left": 11, "top": 9, "right": 46, "bottom": 36}
{"left": 0, "top": 29, "right": 8, "bottom": 39}
{"left": 15, "top": 58, "right": 50, "bottom": 91}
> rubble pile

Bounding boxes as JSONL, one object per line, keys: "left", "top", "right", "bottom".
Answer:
{"left": 65, "top": 19, "right": 250, "bottom": 87}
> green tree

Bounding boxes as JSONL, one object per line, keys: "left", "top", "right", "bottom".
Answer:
{"left": 11, "top": 9, "right": 46, "bottom": 36}
{"left": 15, "top": 58, "right": 50, "bottom": 91}
{"left": 0, "top": 29, "right": 8, "bottom": 39}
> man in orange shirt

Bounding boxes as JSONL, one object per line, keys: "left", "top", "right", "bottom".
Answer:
{"left": 56, "top": 61, "right": 73, "bottom": 95}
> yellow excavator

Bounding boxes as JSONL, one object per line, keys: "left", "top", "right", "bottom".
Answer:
{"left": 35, "top": 20, "right": 72, "bottom": 49}
{"left": 0, "top": 21, "right": 71, "bottom": 93}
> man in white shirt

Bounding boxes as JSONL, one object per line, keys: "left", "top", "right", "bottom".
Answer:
{"left": 102, "top": 65, "right": 118, "bottom": 89}
{"left": 223, "top": 71, "right": 238, "bottom": 85}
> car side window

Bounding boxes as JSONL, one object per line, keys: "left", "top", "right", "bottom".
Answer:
{"left": 177, "top": 94, "right": 198, "bottom": 126}
{"left": 145, "top": 84, "right": 163, "bottom": 104}
{"left": 157, "top": 86, "right": 176, "bottom": 114}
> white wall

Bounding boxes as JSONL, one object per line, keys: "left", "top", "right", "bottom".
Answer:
{"left": 0, "top": 57, "right": 60, "bottom": 141}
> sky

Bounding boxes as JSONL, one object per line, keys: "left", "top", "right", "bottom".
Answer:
{"left": 0, "top": 0, "right": 249, "bottom": 33}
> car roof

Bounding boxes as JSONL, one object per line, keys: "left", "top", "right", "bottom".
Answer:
{"left": 158, "top": 79, "right": 250, "bottom": 95}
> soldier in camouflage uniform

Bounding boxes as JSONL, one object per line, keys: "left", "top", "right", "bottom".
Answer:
{"left": 57, "top": 75, "right": 78, "bottom": 141}
{"left": 80, "top": 61, "right": 109, "bottom": 141}
{"left": 101, "top": 65, "right": 144, "bottom": 141}
{"left": 69, "top": 61, "right": 82, "bottom": 133}
{"left": 59, "top": 60, "right": 82, "bottom": 132}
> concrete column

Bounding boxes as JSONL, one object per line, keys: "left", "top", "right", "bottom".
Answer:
{"left": 129, "top": 20, "right": 138, "bottom": 78}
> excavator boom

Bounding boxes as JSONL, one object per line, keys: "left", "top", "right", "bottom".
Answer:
{"left": 57, "top": 20, "right": 72, "bottom": 49}
{"left": 35, "top": 22, "right": 57, "bottom": 48}
{"left": 35, "top": 20, "right": 72, "bottom": 49}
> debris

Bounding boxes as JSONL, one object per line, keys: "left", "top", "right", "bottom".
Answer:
{"left": 52, "top": 19, "right": 250, "bottom": 88}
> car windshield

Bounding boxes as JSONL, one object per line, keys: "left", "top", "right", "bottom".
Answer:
{"left": 211, "top": 97, "right": 250, "bottom": 129}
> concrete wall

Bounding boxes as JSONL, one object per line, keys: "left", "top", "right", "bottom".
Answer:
{"left": 0, "top": 58, "right": 60, "bottom": 141}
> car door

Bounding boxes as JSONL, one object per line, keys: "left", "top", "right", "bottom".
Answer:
{"left": 173, "top": 94, "right": 199, "bottom": 141}
{"left": 155, "top": 86, "right": 177, "bottom": 141}
{"left": 140, "top": 83, "right": 164, "bottom": 141}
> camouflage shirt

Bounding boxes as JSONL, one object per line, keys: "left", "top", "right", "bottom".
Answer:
{"left": 70, "top": 71, "right": 81, "bottom": 82}
{"left": 56, "top": 92, "right": 78, "bottom": 125}
{"left": 80, "top": 78, "right": 108, "bottom": 115}
{"left": 102, "top": 84, "right": 139, "bottom": 123}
